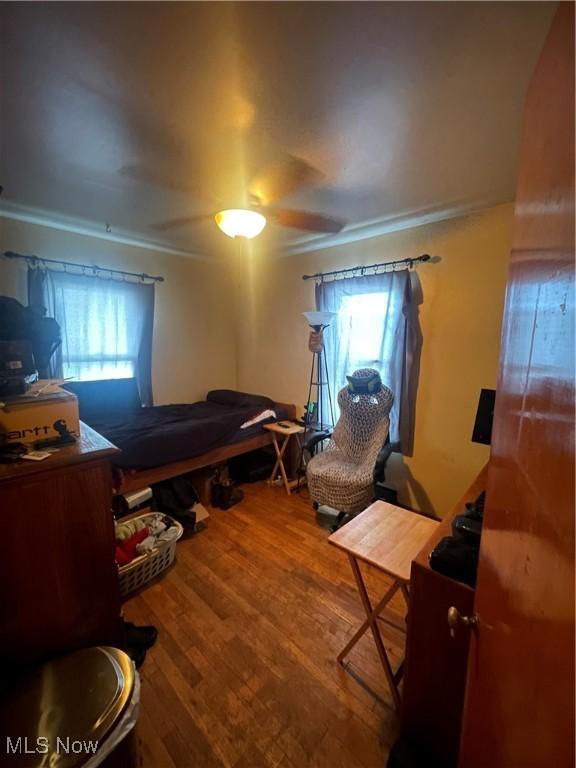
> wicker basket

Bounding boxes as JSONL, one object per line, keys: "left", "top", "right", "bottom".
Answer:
{"left": 117, "top": 512, "right": 183, "bottom": 598}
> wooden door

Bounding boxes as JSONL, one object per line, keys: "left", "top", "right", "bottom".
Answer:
{"left": 458, "top": 5, "right": 575, "bottom": 767}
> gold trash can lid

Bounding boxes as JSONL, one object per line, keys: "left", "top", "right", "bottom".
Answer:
{"left": 0, "top": 646, "right": 135, "bottom": 768}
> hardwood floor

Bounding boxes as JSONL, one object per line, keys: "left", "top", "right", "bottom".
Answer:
{"left": 124, "top": 482, "right": 406, "bottom": 767}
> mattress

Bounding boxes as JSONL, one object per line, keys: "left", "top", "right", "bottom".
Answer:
{"left": 88, "top": 400, "right": 291, "bottom": 469}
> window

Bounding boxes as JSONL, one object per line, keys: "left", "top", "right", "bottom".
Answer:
{"left": 337, "top": 291, "right": 394, "bottom": 372}
{"left": 316, "top": 269, "right": 419, "bottom": 449}
{"left": 53, "top": 275, "right": 145, "bottom": 381}
{"left": 29, "top": 269, "right": 154, "bottom": 395}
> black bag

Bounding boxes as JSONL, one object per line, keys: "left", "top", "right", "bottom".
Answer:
{"left": 152, "top": 474, "right": 199, "bottom": 530}
{"left": 429, "top": 535, "right": 479, "bottom": 587}
{"left": 0, "top": 296, "right": 61, "bottom": 377}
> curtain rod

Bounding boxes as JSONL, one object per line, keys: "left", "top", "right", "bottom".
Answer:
{"left": 302, "top": 253, "right": 431, "bottom": 282}
{"left": 3, "top": 250, "right": 165, "bottom": 283}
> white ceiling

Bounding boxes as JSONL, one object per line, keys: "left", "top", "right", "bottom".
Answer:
{"left": 0, "top": 2, "right": 555, "bottom": 258}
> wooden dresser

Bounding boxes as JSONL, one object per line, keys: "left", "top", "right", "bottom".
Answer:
{"left": 399, "top": 467, "right": 487, "bottom": 767}
{"left": 0, "top": 423, "right": 122, "bottom": 668}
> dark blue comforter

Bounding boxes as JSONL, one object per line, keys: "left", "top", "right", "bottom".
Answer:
{"left": 89, "top": 401, "right": 270, "bottom": 468}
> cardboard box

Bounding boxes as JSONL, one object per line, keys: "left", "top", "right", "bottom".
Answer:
{"left": 0, "top": 383, "right": 80, "bottom": 444}
{"left": 189, "top": 467, "right": 217, "bottom": 507}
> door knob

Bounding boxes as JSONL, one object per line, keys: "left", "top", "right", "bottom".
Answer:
{"left": 447, "top": 606, "right": 479, "bottom": 638}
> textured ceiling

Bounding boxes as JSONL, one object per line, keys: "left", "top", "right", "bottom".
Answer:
{"left": 0, "top": 2, "right": 554, "bottom": 257}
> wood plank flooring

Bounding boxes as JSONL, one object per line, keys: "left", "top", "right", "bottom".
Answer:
{"left": 124, "top": 482, "right": 406, "bottom": 767}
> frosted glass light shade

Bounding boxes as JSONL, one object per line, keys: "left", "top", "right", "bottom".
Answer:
{"left": 303, "top": 311, "right": 336, "bottom": 328}
{"left": 215, "top": 209, "right": 267, "bottom": 239}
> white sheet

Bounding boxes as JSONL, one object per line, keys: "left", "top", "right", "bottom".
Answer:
{"left": 240, "top": 409, "right": 277, "bottom": 429}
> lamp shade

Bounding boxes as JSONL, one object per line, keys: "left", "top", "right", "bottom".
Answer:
{"left": 303, "top": 311, "right": 336, "bottom": 328}
{"left": 215, "top": 209, "right": 267, "bottom": 239}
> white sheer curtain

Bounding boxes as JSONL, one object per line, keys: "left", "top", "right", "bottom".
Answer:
{"left": 28, "top": 269, "right": 155, "bottom": 403}
{"left": 315, "top": 269, "right": 420, "bottom": 453}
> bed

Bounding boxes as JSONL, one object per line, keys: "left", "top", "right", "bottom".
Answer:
{"left": 63, "top": 379, "right": 296, "bottom": 493}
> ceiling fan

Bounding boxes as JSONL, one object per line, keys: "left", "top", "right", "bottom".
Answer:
{"left": 122, "top": 154, "right": 346, "bottom": 239}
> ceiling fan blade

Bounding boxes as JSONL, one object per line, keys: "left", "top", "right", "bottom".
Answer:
{"left": 151, "top": 214, "right": 214, "bottom": 231}
{"left": 249, "top": 154, "right": 324, "bottom": 206}
{"left": 268, "top": 208, "right": 346, "bottom": 234}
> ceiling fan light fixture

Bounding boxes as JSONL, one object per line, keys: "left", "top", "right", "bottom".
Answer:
{"left": 214, "top": 209, "right": 267, "bottom": 239}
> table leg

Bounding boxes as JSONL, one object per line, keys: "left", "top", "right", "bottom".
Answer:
{"left": 278, "top": 439, "right": 291, "bottom": 495}
{"left": 337, "top": 579, "right": 401, "bottom": 663}
{"left": 345, "top": 554, "right": 403, "bottom": 710}
{"left": 269, "top": 434, "right": 282, "bottom": 483}
{"left": 268, "top": 434, "right": 292, "bottom": 495}
{"left": 400, "top": 582, "right": 410, "bottom": 604}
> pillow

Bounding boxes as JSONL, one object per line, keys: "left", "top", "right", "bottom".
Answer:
{"left": 206, "top": 389, "right": 275, "bottom": 409}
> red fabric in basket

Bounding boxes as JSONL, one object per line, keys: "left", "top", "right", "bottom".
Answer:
{"left": 115, "top": 527, "right": 149, "bottom": 566}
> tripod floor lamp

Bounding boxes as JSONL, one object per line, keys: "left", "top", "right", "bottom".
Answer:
{"left": 302, "top": 310, "right": 336, "bottom": 440}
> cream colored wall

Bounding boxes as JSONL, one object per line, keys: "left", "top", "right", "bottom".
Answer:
{"left": 0, "top": 218, "right": 237, "bottom": 404}
{"left": 233, "top": 204, "right": 513, "bottom": 517}
{"left": 0, "top": 206, "right": 512, "bottom": 516}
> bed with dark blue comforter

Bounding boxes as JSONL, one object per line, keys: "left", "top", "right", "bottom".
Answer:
{"left": 64, "top": 379, "right": 289, "bottom": 469}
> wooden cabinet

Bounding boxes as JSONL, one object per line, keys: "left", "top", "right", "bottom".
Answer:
{"left": 0, "top": 423, "right": 122, "bottom": 668}
{"left": 399, "top": 468, "right": 487, "bottom": 767}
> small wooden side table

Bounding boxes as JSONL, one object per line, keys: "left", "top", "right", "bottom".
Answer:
{"left": 264, "top": 421, "right": 304, "bottom": 495}
{"left": 328, "top": 501, "right": 439, "bottom": 710}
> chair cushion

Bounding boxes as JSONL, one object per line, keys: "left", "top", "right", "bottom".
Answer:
{"left": 307, "top": 449, "right": 371, "bottom": 485}
{"left": 307, "top": 448, "right": 375, "bottom": 514}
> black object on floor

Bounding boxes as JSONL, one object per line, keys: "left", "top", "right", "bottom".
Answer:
{"left": 123, "top": 621, "right": 158, "bottom": 650}
{"left": 220, "top": 483, "right": 244, "bottom": 509}
{"left": 330, "top": 511, "right": 350, "bottom": 532}
{"left": 211, "top": 477, "right": 244, "bottom": 509}
{"left": 122, "top": 619, "right": 159, "bottom": 669}
{"left": 229, "top": 448, "right": 275, "bottom": 483}
{"left": 152, "top": 474, "right": 199, "bottom": 533}
{"left": 387, "top": 738, "right": 441, "bottom": 768}
{"left": 128, "top": 645, "right": 147, "bottom": 669}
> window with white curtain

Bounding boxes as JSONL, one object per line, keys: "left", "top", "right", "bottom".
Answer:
{"left": 337, "top": 291, "right": 395, "bottom": 372}
{"left": 38, "top": 271, "right": 148, "bottom": 382}
{"left": 315, "top": 269, "right": 420, "bottom": 452}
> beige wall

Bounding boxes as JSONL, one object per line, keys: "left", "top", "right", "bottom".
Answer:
{"left": 0, "top": 205, "right": 513, "bottom": 516}
{"left": 0, "top": 218, "right": 237, "bottom": 404}
{"left": 233, "top": 204, "right": 513, "bottom": 516}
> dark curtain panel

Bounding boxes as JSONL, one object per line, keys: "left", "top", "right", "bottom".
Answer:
{"left": 27, "top": 267, "right": 63, "bottom": 378}
{"left": 137, "top": 282, "right": 155, "bottom": 407}
{"left": 398, "top": 272, "right": 422, "bottom": 456}
{"left": 315, "top": 268, "right": 421, "bottom": 455}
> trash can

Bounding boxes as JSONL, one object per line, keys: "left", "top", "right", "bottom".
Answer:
{"left": 0, "top": 646, "right": 140, "bottom": 767}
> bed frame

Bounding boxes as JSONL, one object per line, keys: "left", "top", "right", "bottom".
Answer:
{"left": 114, "top": 401, "right": 297, "bottom": 495}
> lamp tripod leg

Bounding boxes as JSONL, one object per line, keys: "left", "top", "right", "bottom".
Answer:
{"left": 296, "top": 352, "right": 317, "bottom": 489}
{"left": 323, "top": 348, "right": 335, "bottom": 428}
